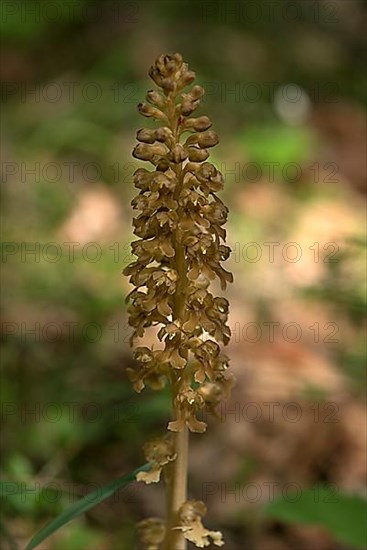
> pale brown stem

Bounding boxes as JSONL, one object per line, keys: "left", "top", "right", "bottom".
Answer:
{"left": 162, "top": 93, "right": 189, "bottom": 550}
{"left": 163, "top": 423, "right": 188, "bottom": 549}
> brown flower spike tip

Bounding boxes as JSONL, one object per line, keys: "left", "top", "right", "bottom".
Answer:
{"left": 123, "top": 53, "right": 233, "bottom": 550}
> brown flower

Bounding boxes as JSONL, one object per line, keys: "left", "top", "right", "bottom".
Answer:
{"left": 176, "top": 500, "right": 224, "bottom": 547}
{"left": 137, "top": 436, "right": 177, "bottom": 484}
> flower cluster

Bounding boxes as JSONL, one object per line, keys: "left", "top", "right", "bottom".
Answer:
{"left": 124, "top": 53, "right": 233, "bottom": 431}
{"left": 124, "top": 53, "right": 233, "bottom": 549}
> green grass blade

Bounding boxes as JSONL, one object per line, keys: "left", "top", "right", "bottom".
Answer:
{"left": 24, "top": 463, "right": 151, "bottom": 550}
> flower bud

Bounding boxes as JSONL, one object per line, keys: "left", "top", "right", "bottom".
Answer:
{"left": 133, "top": 168, "right": 152, "bottom": 189}
{"left": 170, "top": 144, "right": 188, "bottom": 163}
{"left": 188, "top": 147, "right": 209, "bottom": 162}
{"left": 189, "top": 85, "right": 205, "bottom": 100}
{"left": 161, "top": 77, "right": 175, "bottom": 95}
{"left": 161, "top": 58, "right": 177, "bottom": 75}
{"left": 132, "top": 143, "right": 166, "bottom": 162}
{"left": 156, "top": 158, "right": 170, "bottom": 171}
{"left": 149, "top": 67, "right": 163, "bottom": 87}
{"left": 177, "top": 70, "right": 196, "bottom": 89}
{"left": 182, "top": 116, "right": 212, "bottom": 132}
{"left": 136, "top": 128, "right": 156, "bottom": 144}
{"left": 198, "top": 131, "right": 219, "bottom": 148}
{"left": 171, "top": 52, "right": 183, "bottom": 68}
{"left": 138, "top": 102, "right": 167, "bottom": 121}
{"left": 146, "top": 89, "right": 166, "bottom": 109}
{"left": 181, "top": 99, "right": 199, "bottom": 116}
{"left": 183, "top": 161, "right": 201, "bottom": 175}
{"left": 154, "top": 127, "right": 173, "bottom": 143}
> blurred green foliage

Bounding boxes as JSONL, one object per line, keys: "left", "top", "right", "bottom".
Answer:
{"left": 264, "top": 487, "right": 367, "bottom": 549}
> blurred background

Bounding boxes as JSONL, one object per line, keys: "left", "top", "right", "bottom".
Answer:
{"left": 1, "top": 0, "right": 366, "bottom": 548}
